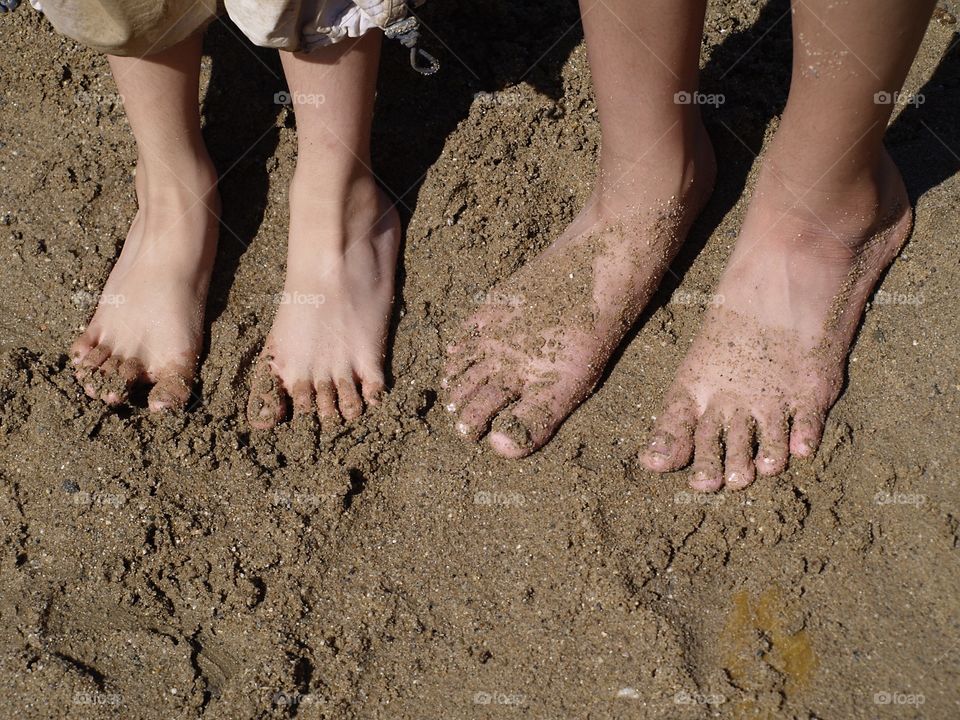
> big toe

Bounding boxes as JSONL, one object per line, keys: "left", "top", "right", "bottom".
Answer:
{"left": 455, "top": 376, "right": 520, "bottom": 442}
{"left": 488, "top": 382, "right": 582, "bottom": 459}
{"left": 148, "top": 363, "right": 194, "bottom": 412}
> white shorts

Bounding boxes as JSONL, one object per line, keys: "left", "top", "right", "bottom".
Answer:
{"left": 31, "top": 0, "right": 410, "bottom": 56}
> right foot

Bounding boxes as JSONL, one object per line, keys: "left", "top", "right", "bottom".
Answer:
{"left": 442, "top": 126, "right": 716, "bottom": 457}
{"left": 70, "top": 156, "right": 219, "bottom": 410}
{"left": 246, "top": 171, "right": 400, "bottom": 429}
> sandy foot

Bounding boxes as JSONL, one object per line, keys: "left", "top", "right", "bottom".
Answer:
{"left": 247, "top": 173, "right": 400, "bottom": 429}
{"left": 70, "top": 159, "right": 219, "bottom": 411}
{"left": 641, "top": 150, "right": 913, "bottom": 490}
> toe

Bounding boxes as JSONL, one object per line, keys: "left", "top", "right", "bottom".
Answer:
{"left": 76, "top": 343, "right": 111, "bottom": 379}
{"left": 70, "top": 331, "right": 99, "bottom": 366}
{"left": 334, "top": 376, "right": 363, "bottom": 421}
{"left": 76, "top": 344, "right": 112, "bottom": 397}
{"left": 355, "top": 362, "right": 386, "bottom": 406}
{"left": 790, "top": 406, "right": 825, "bottom": 458}
{"left": 148, "top": 362, "right": 194, "bottom": 412}
{"left": 690, "top": 408, "right": 724, "bottom": 492}
{"left": 455, "top": 379, "right": 520, "bottom": 442}
{"left": 445, "top": 361, "right": 495, "bottom": 412}
{"left": 487, "top": 382, "right": 581, "bottom": 459}
{"left": 247, "top": 359, "right": 286, "bottom": 428}
{"left": 441, "top": 346, "right": 481, "bottom": 391}
{"left": 290, "top": 380, "right": 314, "bottom": 418}
{"left": 640, "top": 390, "right": 697, "bottom": 473}
{"left": 96, "top": 355, "right": 126, "bottom": 405}
{"left": 314, "top": 378, "right": 340, "bottom": 422}
{"left": 723, "top": 412, "right": 756, "bottom": 490}
{"left": 755, "top": 406, "right": 789, "bottom": 476}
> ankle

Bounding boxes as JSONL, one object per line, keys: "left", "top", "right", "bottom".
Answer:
{"left": 594, "top": 118, "right": 715, "bottom": 214}
{"left": 135, "top": 151, "right": 219, "bottom": 206}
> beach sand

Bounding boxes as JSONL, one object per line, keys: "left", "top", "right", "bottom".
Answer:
{"left": 1, "top": 1, "right": 958, "bottom": 717}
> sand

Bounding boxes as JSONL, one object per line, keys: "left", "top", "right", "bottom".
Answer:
{"left": 1, "top": 1, "right": 958, "bottom": 718}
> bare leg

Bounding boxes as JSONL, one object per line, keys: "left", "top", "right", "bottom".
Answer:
{"left": 641, "top": 0, "right": 937, "bottom": 490}
{"left": 71, "top": 32, "right": 219, "bottom": 410}
{"left": 247, "top": 32, "right": 400, "bottom": 428}
{"left": 442, "top": 0, "right": 715, "bottom": 457}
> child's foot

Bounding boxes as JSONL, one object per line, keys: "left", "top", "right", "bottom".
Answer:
{"left": 70, "top": 157, "right": 219, "bottom": 410}
{"left": 442, "top": 127, "right": 715, "bottom": 457}
{"left": 247, "top": 171, "right": 400, "bottom": 429}
{"left": 640, "top": 149, "right": 912, "bottom": 491}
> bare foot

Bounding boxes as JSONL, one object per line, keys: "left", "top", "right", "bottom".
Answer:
{"left": 442, "top": 127, "right": 715, "bottom": 457}
{"left": 247, "top": 172, "right": 400, "bottom": 429}
{"left": 70, "top": 157, "right": 219, "bottom": 410}
{"left": 640, "top": 149, "right": 912, "bottom": 491}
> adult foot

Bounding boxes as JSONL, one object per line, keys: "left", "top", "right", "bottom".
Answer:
{"left": 640, "top": 149, "right": 912, "bottom": 491}
{"left": 247, "top": 171, "right": 400, "bottom": 429}
{"left": 70, "top": 155, "right": 219, "bottom": 410}
{"left": 443, "top": 125, "right": 715, "bottom": 458}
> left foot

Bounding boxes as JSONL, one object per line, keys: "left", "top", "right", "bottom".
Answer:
{"left": 640, "top": 148, "right": 912, "bottom": 491}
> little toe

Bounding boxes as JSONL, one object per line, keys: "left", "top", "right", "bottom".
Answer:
{"left": 148, "top": 363, "right": 194, "bottom": 413}
{"left": 335, "top": 376, "right": 363, "bottom": 421}
{"left": 640, "top": 390, "right": 697, "bottom": 473}
{"left": 790, "top": 407, "right": 825, "bottom": 458}
{"left": 723, "top": 412, "right": 756, "bottom": 491}
{"left": 455, "top": 379, "right": 520, "bottom": 442}
{"left": 690, "top": 408, "right": 724, "bottom": 492}
{"left": 356, "top": 363, "right": 386, "bottom": 406}
{"left": 247, "top": 360, "right": 287, "bottom": 428}
{"left": 755, "top": 406, "right": 789, "bottom": 476}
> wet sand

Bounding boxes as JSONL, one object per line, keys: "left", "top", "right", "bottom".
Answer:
{"left": 1, "top": 1, "right": 958, "bottom": 718}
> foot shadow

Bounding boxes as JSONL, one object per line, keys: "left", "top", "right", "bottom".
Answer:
{"left": 373, "top": 0, "right": 586, "bottom": 385}
{"left": 887, "top": 31, "right": 960, "bottom": 202}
